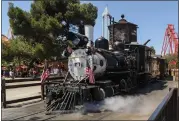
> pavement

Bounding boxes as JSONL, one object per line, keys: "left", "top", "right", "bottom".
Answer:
{"left": 3, "top": 76, "right": 64, "bottom": 107}
{"left": 2, "top": 80, "right": 178, "bottom": 120}
{"left": 6, "top": 86, "right": 41, "bottom": 101}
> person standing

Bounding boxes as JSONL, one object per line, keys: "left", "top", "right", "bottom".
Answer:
{"left": 169, "top": 69, "right": 171, "bottom": 76}
{"left": 9, "top": 70, "right": 14, "bottom": 79}
{"left": 9, "top": 70, "right": 12, "bottom": 78}
{"left": 33, "top": 68, "right": 37, "bottom": 79}
{"left": 12, "top": 69, "right": 14, "bottom": 80}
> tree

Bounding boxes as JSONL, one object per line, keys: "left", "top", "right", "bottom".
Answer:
{"left": 2, "top": 36, "right": 44, "bottom": 66}
{"left": 7, "top": 0, "right": 98, "bottom": 60}
{"left": 150, "top": 46, "right": 156, "bottom": 55}
{"left": 164, "top": 54, "right": 178, "bottom": 62}
{"left": 164, "top": 54, "right": 178, "bottom": 69}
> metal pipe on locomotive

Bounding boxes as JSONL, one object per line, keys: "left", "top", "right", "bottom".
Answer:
{"left": 44, "top": 15, "right": 167, "bottom": 114}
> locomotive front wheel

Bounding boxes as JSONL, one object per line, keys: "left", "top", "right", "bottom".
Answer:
{"left": 46, "top": 91, "right": 53, "bottom": 108}
{"left": 93, "top": 88, "right": 105, "bottom": 101}
{"left": 104, "top": 87, "right": 114, "bottom": 97}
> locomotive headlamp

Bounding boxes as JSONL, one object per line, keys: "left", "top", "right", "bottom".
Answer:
{"left": 67, "top": 32, "right": 89, "bottom": 47}
{"left": 73, "top": 38, "right": 80, "bottom": 45}
{"left": 84, "top": 37, "right": 88, "bottom": 43}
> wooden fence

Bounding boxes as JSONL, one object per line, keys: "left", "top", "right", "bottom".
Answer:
{"left": 1, "top": 76, "right": 64, "bottom": 108}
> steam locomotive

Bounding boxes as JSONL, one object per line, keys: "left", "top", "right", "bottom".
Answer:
{"left": 44, "top": 15, "right": 166, "bottom": 114}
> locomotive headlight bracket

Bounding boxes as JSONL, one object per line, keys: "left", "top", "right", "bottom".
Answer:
{"left": 85, "top": 48, "right": 92, "bottom": 55}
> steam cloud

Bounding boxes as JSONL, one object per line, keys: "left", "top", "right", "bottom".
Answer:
{"left": 82, "top": 94, "right": 159, "bottom": 116}
{"left": 102, "top": 95, "right": 156, "bottom": 115}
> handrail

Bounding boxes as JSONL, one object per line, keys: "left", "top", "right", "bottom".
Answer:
{"left": 148, "top": 88, "right": 178, "bottom": 121}
{"left": 148, "top": 88, "right": 174, "bottom": 120}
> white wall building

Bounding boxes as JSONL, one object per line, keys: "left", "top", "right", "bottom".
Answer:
{"left": 102, "top": 6, "right": 111, "bottom": 41}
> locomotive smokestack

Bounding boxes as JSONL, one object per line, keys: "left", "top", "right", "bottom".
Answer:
{"left": 84, "top": 25, "right": 94, "bottom": 42}
{"left": 143, "top": 39, "right": 151, "bottom": 45}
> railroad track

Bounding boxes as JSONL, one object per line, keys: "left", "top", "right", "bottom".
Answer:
{"left": 4, "top": 99, "right": 115, "bottom": 121}
{"left": 11, "top": 110, "right": 46, "bottom": 121}
{"left": 12, "top": 110, "right": 114, "bottom": 120}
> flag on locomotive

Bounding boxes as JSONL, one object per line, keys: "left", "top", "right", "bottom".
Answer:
{"left": 41, "top": 68, "right": 50, "bottom": 83}
{"left": 85, "top": 67, "right": 95, "bottom": 84}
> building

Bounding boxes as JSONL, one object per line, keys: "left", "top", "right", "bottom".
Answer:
{"left": 102, "top": 6, "right": 111, "bottom": 41}
{"left": 2, "top": 34, "right": 9, "bottom": 43}
{"left": 2, "top": 34, "right": 10, "bottom": 50}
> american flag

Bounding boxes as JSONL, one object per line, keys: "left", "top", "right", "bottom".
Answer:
{"left": 86, "top": 67, "right": 95, "bottom": 84}
{"left": 41, "top": 69, "right": 50, "bottom": 83}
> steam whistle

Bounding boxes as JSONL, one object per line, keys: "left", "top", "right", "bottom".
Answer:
{"left": 143, "top": 39, "right": 151, "bottom": 46}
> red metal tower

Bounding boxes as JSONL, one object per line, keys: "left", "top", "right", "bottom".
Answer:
{"left": 161, "top": 24, "right": 178, "bottom": 56}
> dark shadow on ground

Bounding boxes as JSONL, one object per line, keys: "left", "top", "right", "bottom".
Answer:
{"left": 134, "top": 80, "right": 168, "bottom": 95}
{"left": 164, "top": 76, "right": 173, "bottom": 81}
{"left": 28, "top": 117, "right": 41, "bottom": 120}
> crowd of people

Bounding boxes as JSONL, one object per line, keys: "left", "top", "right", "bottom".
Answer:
{"left": 1, "top": 62, "right": 67, "bottom": 79}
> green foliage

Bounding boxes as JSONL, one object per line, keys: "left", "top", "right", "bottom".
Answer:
{"left": 1, "top": 60, "right": 9, "bottom": 67}
{"left": 2, "top": 41, "right": 14, "bottom": 62}
{"left": 164, "top": 54, "right": 178, "bottom": 69}
{"left": 164, "top": 54, "right": 178, "bottom": 63}
{"left": 7, "top": 0, "right": 98, "bottom": 61}
{"left": 150, "top": 46, "right": 156, "bottom": 55}
{"left": 2, "top": 36, "right": 44, "bottom": 65}
{"left": 65, "top": 2, "right": 98, "bottom": 26}
{"left": 9, "top": 38, "right": 33, "bottom": 57}
{"left": 8, "top": 3, "right": 33, "bottom": 38}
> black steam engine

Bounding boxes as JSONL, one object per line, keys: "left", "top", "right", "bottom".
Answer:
{"left": 44, "top": 15, "right": 165, "bottom": 114}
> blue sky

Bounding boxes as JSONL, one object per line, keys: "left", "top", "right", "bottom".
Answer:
{"left": 2, "top": 1, "right": 178, "bottom": 54}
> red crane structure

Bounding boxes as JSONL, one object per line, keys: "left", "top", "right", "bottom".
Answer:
{"left": 161, "top": 24, "right": 178, "bottom": 56}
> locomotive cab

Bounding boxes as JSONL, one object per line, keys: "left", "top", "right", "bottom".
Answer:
{"left": 125, "top": 43, "right": 153, "bottom": 83}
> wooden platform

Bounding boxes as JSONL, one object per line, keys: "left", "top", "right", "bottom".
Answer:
{"left": 2, "top": 80, "right": 178, "bottom": 120}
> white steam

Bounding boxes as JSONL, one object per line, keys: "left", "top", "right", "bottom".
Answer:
{"left": 81, "top": 93, "right": 160, "bottom": 117}
{"left": 66, "top": 92, "right": 165, "bottom": 120}
{"left": 102, "top": 94, "right": 158, "bottom": 116}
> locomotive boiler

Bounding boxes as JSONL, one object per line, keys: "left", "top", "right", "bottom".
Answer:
{"left": 44, "top": 15, "right": 165, "bottom": 114}
{"left": 68, "top": 37, "right": 136, "bottom": 82}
